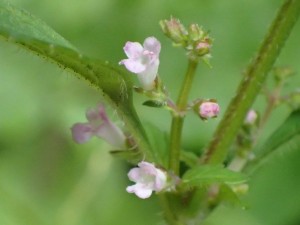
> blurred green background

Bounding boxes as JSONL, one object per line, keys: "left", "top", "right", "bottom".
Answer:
{"left": 1, "top": 0, "right": 300, "bottom": 224}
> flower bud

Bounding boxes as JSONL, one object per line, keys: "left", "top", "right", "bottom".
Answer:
{"left": 197, "top": 100, "right": 220, "bottom": 120}
{"left": 195, "top": 39, "right": 211, "bottom": 57}
{"left": 160, "top": 17, "right": 187, "bottom": 45}
{"left": 188, "top": 24, "right": 204, "bottom": 41}
{"left": 244, "top": 109, "right": 258, "bottom": 125}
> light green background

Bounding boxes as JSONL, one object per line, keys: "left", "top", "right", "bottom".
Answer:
{"left": 0, "top": 0, "right": 300, "bottom": 224}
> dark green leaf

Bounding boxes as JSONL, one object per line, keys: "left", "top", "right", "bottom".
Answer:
{"left": 142, "top": 100, "right": 167, "bottom": 108}
{"left": 182, "top": 165, "right": 247, "bottom": 188}
{"left": 0, "top": 2, "right": 152, "bottom": 159}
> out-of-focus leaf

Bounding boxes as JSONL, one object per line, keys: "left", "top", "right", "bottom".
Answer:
{"left": 246, "top": 109, "right": 300, "bottom": 173}
{"left": 182, "top": 165, "right": 247, "bottom": 188}
{"left": 0, "top": 2, "right": 152, "bottom": 159}
{"left": 144, "top": 123, "right": 169, "bottom": 167}
{"left": 180, "top": 150, "right": 199, "bottom": 168}
{"left": 217, "top": 184, "right": 245, "bottom": 207}
{"left": 110, "top": 149, "right": 143, "bottom": 164}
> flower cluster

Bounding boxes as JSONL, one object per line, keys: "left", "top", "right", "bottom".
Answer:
{"left": 160, "top": 17, "right": 212, "bottom": 61}
{"left": 72, "top": 21, "right": 220, "bottom": 201}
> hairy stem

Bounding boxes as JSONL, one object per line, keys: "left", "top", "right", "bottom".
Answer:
{"left": 169, "top": 59, "right": 198, "bottom": 174}
{"left": 159, "top": 195, "right": 185, "bottom": 225}
{"left": 202, "top": 0, "right": 300, "bottom": 164}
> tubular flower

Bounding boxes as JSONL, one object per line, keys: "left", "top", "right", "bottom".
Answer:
{"left": 126, "top": 161, "right": 167, "bottom": 199}
{"left": 119, "top": 37, "right": 161, "bottom": 90}
{"left": 71, "top": 104, "right": 126, "bottom": 149}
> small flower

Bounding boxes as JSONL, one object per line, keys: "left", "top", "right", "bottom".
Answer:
{"left": 119, "top": 37, "right": 161, "bottom": 90}
{"left": 244, "top": 109, "right": 258, "bottom": 125}
{"left": 71, "top": 104, "right": 126, "bottom": 149}
{"left": 199, "top": 101, "right": 220, "bottom": 120}
{"left": 126, "top": 161, "right": 167, "bottom": 199}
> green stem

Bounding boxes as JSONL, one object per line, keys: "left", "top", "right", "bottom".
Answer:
{"left": 159, "top": 195, "right": 185, "bottom": 225}
{"left": 169, "top": 59, "right": 198, "bottom": 174}
{"left": 202, "top": 0, "right": 300, "bottom": 164}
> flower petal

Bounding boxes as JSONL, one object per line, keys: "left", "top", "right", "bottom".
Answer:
{"left": 95, "top": 122, "right": 126, "bottom": 149}
{"left": 137, "top": 59, "right": 159, "bottom": 90}
{"left": 143, "top": 37, "right": 161, "bottom": 55}
{"left": 126, "top": 184, "right": 153, "bottom": 199}
{"left": 71, "top": 123, "right": 94, "bottom": 144}
{"left": 123, "top": 41, "right": 143, "bottom": 59}
{"left": 119, "top": 58, "right": 146, "bottom": 74}
{"left": 139, "top": 161, "right": 157, "bottom": 175}
{"left": 154, "top": 169, "right": 167, "bottom": 191}
{"left": 128, "top": 168, "right": 142, "bottom": 182}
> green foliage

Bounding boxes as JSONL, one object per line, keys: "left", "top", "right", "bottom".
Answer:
{"left": 246, "top": 109, "right": 300, "bottom": 173}
{"left": 144, "top": 123, "right": 169, "bottom": 167}
{"left": 180, "top": 150, "right": 199, "bottom": 168}
{"left": 0, "top": 1, "right": 152, "bottom": 160}
{"left": 182, "top": 165, "right": 247, "bottom": 188}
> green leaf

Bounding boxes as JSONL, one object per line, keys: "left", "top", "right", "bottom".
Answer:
{"left": 144, "top": 123, "right": 169, "bottom": 167}
{"left": 110, "top": 150, "right": 143, "bottom": 165}
{"left": 180, "top": 150, "right": 199, "bottom": 168}
{"left": 182, "top": 165, "right": 247, "bottom": 188}
{"left": 0, "top": 2, "right": 152, "bottom": 159}
{"left": 246, "top": 109, "right": 300, "bottom": 173}
{"left": 142, "top": 100, "right": 167, "bottom": 108}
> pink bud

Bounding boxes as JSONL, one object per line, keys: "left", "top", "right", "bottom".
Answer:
{"left": 199, "top": 101, "right": 220, "bottom": 119}
{"left": 244, "top": 110, "right": 257, "bottom": 125}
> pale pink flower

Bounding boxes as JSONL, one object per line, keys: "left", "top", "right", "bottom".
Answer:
{"left": 199, "top": 101, "right": 220, "bottom": 119}
{"left": 71, "top": 104, "right": 126, "bottom": 149}
{"left": 126, "top": 161, "right": 167, "bottom": 199}
{"left": 119, "top": 37, "right": 161, "bottom": 90}
{"left": 245, "top": 109, "right": 257, "bottom": 125}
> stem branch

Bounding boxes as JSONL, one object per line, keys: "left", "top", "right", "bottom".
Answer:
{"left": 203, "top": 0, "right": 300, "bottom": 164}
{"left": 169, "top": 59, "right": 198, "bottom": 174}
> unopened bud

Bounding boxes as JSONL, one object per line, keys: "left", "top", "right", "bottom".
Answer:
{"left": 195, "top": 100, "right": 220, "bottom": 120}
{"left": 195, "top": 39, "right": 211, "bottom": 56}
{"left": 244, "top": 110, "right": 257, "bottom": 125}
{"left": 188, "top": 24, "right": 204, "bottom": 41}
{"left": 160, "top": 17, "right": 187, "bottom": 45}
